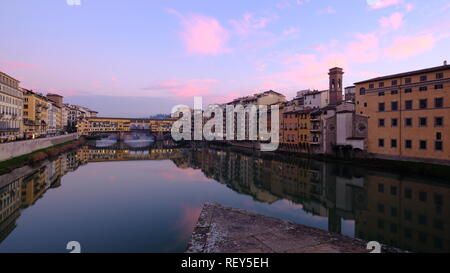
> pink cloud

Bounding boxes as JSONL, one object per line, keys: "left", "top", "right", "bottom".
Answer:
{"left": 0, "top": 61, "right": 38, "bottom": 70}
{"left": 385, "top": 34, "right": 436, "bottom": 59}
{"left": 379, "top": 12, "right": 404, "bottom": 31}
{"left": 368, "top": 0, "right": 403, "bottom": 10}
{"left": 317, "top": 6, "right": 336, "bottom": 15}
{"left": 259, "top": 32, "right": 380, "bottom": 91}
{"left": 405, "top": 3, "right": 414, "bottom": 12}
{"left": 229, "top": 13, "right": 271, "bottom": 37}
{"left": 179, "top": 14, "right": 230, "bottom": 55}
{"left": 282, "top": 27, "right": 300, "bottom": 37}
{"left": 262, "top": 53, "right": 348, "bottom": 91}
{"left": 441, "top": 3, "right": 450, "bottom": 11}
{"left": 345, "top": 33, "right": 380, "bottom": 63}
{"left": 143, "top": 78, "right": 218, "bottom": 97}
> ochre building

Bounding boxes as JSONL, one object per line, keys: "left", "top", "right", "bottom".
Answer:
{"left": 355, "top": 63, "right": 450, "bottom": 165}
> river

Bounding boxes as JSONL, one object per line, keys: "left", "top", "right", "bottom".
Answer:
{"left": 0, "top": 142, "right": 449, "bottom": 253}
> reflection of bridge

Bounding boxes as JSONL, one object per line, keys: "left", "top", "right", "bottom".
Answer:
{"left": 78, "top": 147, "right": 184, "bottom": 162}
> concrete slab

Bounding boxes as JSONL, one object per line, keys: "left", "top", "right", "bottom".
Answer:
{"left": 186, "top": 203, "right": 372, "bottom": 253}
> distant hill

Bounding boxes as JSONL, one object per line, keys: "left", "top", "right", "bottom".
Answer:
{"left": 149, "top": 114, "right": 171, "bottom": 119}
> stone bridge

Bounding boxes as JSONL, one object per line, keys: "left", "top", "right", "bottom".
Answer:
{"left": 77, "top": 117, "right": 175, "bottom": 140}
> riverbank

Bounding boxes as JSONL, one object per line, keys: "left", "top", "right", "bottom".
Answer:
{"left": 0, "top": 137, "right": 86, "bottom": 175}
{"left": 187, "top": 203, "right": 404, "bottom": 253}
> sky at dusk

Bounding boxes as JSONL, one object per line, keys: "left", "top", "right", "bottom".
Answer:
{"left": 1, "top": 0, "right": 449, "bottom": 117}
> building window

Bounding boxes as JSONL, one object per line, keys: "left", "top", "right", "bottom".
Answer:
{"left": 435, "top": 97, "right": 444, "bottom": 108}
{"left": 378, "top": 92, "right": 385, "bottom": 96}
{"left": 419, "top": 99, "right": 428, "bottom": 109}
{"left": 378, "top": 139, "right": 385, "bottom": 147}
{"left": 405, "top": 139, "right": 412, "bottom": 149}
{"left": 378, "top": 103, "right": 385, "bottom": 112}
{"left": 405, "top": 118, "right": 413, "bottom": 127}
{"left": 391, "top": 118, "right": 398, "bottom": 127}
{"left": 364, "top": 102, "right": 367, "bottom": 107}
{"left": 391, "top": 90, "right": 398, "bottom": 95}
{"left": 379, "top": 82, "right": 385, "bottom": 88}
{"left": 391, "top": 139, "right": 397, "bottom": 148}
{"left": 419, "top": 192, "right": 427, "bottom": 202}
{"left": 378, "top": 119, "right": 385, "bottom": 127}
{"left": 405, "top": 100, "right": 413, "bottom": 110}
{"left": 404, "top": 88, "right": 412, "bottom": 93}
{"left": 392, "top": 80, "right": 398, "bottom": 86}
{"left": 404, "top": 188, "right": 412, "bottom": 199}
{"left": 435, "top": 194, "right": 443, "bottom": 206}
{"left": 435, "top": 117, "right": 444, "bottom": 127}
{"left": 435, "top": 84, "right": 444, "bottom": 89}
{"left": 391, "top": 207, "right": 398, "bottom": 217}
{"left": 420, "top": 75, "right": 427, "bottom": 82}
{"left": 405, "top": 78, "right": 412, "bottom": 84}
{"left": 391, "top": 101, "right": 398, "bottom": 111}
{"left": 369, "top": 83, "right": 374, "bottom": 89}
{"left": 419, "top": 86, "right": 428, "bottom": 91}
{"left": 359, "top": 88, "right": 366, "bottom": 95}
{"left": 436, "top": 72, "right": 444, "bottom": 79}
{"left": 419, "top": 117, "right": 427, "bottom": 127}
{"left": 420, "top": 140, "right": 427, "bottom": 150}
{"left": 435, "top": 141, "right": 443, "bottom": 151}
{"left": 378, "top": 184, "right": 384, "bottom": 193}
{"left": 404, "top": 210, "right": 412, "bottom": 221}
{"left": 418, "top": 214, "right": 427, "bottom": 225}
{"left": 390, "top": 186, "right": 397, "bottom": 196}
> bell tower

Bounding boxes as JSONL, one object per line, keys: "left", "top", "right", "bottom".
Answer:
{"left": 329, "top": 67, "right": 344, "bottom": 105}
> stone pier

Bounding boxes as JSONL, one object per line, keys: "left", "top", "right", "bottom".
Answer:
{"left": 186, "top": 203, "right": 390, "bottom": 253}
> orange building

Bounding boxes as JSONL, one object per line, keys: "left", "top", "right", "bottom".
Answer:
{"left": 355, "top": 63, "right": 450, "bottom": 165}
{"left": 280, "top": 109, "right": 311, "bottom": 153}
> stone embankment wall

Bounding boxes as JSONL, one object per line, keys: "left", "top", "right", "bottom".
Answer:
{"left": 0, "top": 133, "right": 79, "bottom": 162}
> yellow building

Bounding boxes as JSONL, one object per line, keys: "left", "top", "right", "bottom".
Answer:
{"left": 355, "top": 63, "right": 450, "bottom": 165}
{"left": 280, "top": 109, "right": 311, "bottom": 153}
{"left": 0, "top": 71, "right": 23, "bottom": 142}
{"left": 22, "top": 89, "right": 49, "bottom": 137}
{"left": 77, "top": 117, "right": 175, "bottom": 135}
{"left": 77, "top": 117, "right": 131, "bottom": 135}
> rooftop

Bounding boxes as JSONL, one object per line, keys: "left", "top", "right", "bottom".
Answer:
{"left": 354, "top": 64, "right": 450, "bottom": 84}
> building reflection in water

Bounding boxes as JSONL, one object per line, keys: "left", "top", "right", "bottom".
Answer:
{"left": 0, "top": 142, "right": 449, "bottom": 252}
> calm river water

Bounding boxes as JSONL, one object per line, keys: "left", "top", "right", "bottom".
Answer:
{"left": 0, "top": 142, "right": 449, "bottom": 253}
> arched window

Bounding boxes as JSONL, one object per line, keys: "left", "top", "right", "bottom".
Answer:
{"left": 359, "top": 88, "right": 366, "bottom": 95}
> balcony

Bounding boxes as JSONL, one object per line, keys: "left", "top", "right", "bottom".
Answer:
{"left": 310, "top": 126, "right": 321, "bottom": 132}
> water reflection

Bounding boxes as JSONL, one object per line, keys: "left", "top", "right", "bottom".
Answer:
{"left": 0, "top": 144, "right": 449, "bottom": 253}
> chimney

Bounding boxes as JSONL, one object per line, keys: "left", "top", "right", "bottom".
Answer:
{"left": 444, "top": 60, "right": 448, "bottom": 66}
